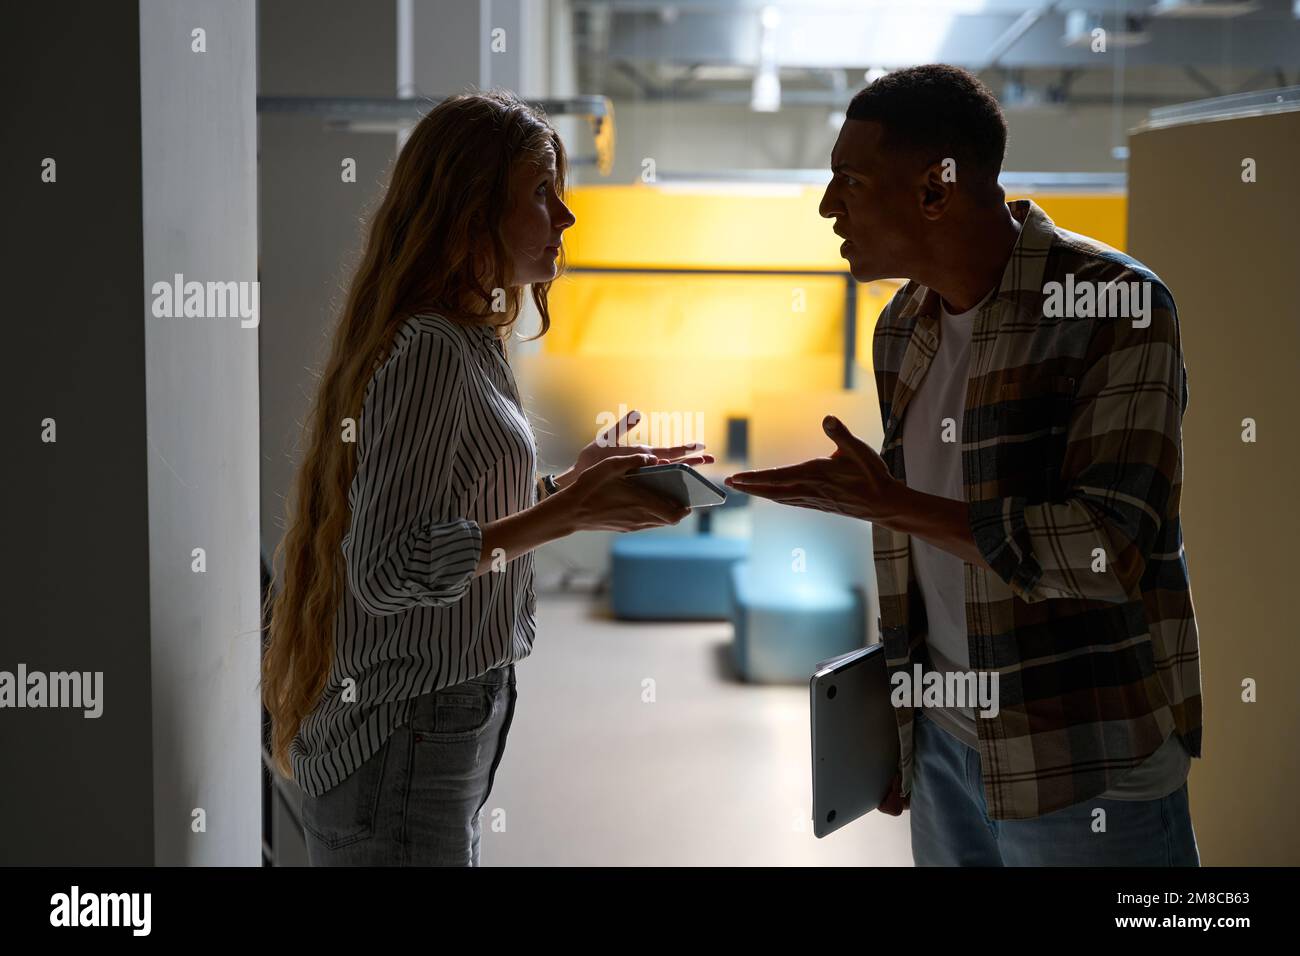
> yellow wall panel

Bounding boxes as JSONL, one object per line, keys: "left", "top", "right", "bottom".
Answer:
{"left": 563, "top": 183, "right": 844, "bottom": 272}
{"left": 561, "top": 183, "right": 1127, "bottom": 273}
{"left": 1009, "top": 192, "right": 1127, "bottom": 250}
{"left": 530, "top": 184, "right": 1127, "bottom": 448}
{"left": 545, "top": 272, "right": 847, "bottom": 358}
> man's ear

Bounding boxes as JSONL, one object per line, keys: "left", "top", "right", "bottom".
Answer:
{"left": 919, "top": 158, "right": 956, "bottom": 221}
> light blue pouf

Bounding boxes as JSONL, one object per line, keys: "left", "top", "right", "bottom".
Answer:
{"left": 610, "top": 532, "right": 750, "bottom": 620}
{"left": 729, "top": 560, "right": 866, "bottom": 683}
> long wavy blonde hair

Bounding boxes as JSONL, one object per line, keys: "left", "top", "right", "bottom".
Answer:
{"left": 262, "top": 90, "right": 568, "bottom": 781}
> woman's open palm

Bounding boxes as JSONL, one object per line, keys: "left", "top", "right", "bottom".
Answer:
{"left": 572, "top": 409, "right": 714, "bottom": 477}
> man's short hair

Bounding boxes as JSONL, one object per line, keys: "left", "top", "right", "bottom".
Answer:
{"left": 846, "top": 64, "right": 1007, "bottom": 186}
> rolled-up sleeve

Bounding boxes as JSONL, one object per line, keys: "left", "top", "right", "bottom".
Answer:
{"left": 343, "top": 327, "right": 482, "bottom": 617}
{"left": 969, "top": 280, "right": 1186, "bottom": 604}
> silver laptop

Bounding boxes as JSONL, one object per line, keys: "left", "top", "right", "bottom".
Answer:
{"left": 810, "top": 643, "right": 901, "bottom": 838}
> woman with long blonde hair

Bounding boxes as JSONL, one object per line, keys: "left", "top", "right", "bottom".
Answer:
{"left": 262, "top": 90, "right": 710, "bottom": 866}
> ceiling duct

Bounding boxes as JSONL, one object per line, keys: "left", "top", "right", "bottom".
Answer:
{"left": 1150, "top": 0, "right": 1262, "bottom": 17}
{"left": 1062, "top": 9, "right": 1152, "bottom": 47}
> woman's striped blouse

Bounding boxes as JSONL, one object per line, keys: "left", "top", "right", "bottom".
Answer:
{"left": 292, "top": 312, "right": 538, "bottom": 797}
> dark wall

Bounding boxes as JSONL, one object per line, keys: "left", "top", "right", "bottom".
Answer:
{"left": 2, "top": 0, "right": 154, "bottom": 865}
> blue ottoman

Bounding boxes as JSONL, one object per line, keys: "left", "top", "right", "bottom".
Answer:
{"left": 729, "top": 560, "right": 866, "bottom": 683}
{"left": 610, "top": 532, "right": 749, "bottom": 620}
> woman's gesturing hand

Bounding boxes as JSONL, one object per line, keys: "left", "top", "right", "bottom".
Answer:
{"left": 478, "top": 454, "right": 690, "bottom": 575}
{"left": 559, "top": 453, "right": 691, "bottom": 533}
{"left": 557, "top": 409, "right": 714, "bottom": 491}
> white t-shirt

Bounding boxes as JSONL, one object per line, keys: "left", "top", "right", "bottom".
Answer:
{"left": 903, "top": 292, "right": 980, "bottom": 744}
{"left": 901, "top": 290, "right": 1189, "bottom": 801}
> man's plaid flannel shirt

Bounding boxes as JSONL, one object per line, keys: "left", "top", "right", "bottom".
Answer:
{"left": 873, "top": 198, "right": 1203, "bottom": 820}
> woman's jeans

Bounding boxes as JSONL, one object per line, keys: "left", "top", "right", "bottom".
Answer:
{"left": 909, "top": 708, "right": 1200, "bottom": 866}
{"left": 301, "top": 664, "right": 517, "bottom": 866}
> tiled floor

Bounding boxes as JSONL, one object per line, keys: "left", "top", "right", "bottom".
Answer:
{"left": 479, "top": 593, "right": 913, "bottom": 866}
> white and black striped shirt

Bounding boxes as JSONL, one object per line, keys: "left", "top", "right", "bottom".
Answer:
{"left": 292, "top": 312, "right": 538, "bottom": 797}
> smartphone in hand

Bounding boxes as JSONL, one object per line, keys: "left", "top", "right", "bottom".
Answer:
{"left": 624, "top": 463, "right": 727, "bottom": 509}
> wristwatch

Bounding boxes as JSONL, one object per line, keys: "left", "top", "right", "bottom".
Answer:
{"left": 540, "top": 473, "right": 560, "bottom": 497}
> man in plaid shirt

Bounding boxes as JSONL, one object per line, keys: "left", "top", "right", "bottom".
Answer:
{"left": 727, "top": 65, "right": 1201, "bottom": 866}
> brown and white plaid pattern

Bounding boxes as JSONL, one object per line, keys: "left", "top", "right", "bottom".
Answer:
{"left": 873, "top": 199, "right": 1203, "bottom": 820}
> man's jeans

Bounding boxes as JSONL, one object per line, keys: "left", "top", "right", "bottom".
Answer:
{"left": 301, "top": 664, "right": 517, "bottom": 866}
{"left": 909, "top": 708, "right": 1200, "bottom": 866}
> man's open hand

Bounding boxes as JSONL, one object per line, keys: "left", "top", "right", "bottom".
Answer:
{"left": 723, "top": 415, "right": 903, "bottom": 522}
